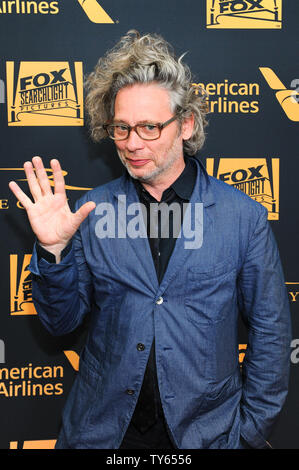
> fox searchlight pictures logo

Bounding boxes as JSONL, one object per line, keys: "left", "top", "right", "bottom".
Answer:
{"left": 10, "top": 254, "right": 35, "bottom": 315}
{"left": 206, "top": 0, "right": 282, "bottom": 29}
{"left": 206, "top": 158, "right": 280, "bottom": 220}
{"left": 77, "top": 0, "right": 114, "bottom": 23}
{"left": 6, "top": 61, "right": 84, "bottom": 126}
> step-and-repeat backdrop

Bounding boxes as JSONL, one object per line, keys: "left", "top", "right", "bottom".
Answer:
{"left": 0, "top": 0, "right": 298, "bottom": 450}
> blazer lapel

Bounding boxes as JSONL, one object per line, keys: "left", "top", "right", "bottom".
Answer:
{"left": 111, "top": 174, "right": 159, "bottom": 291}
{"left": 157, "top": 157, "right": 215, "bottom": 297}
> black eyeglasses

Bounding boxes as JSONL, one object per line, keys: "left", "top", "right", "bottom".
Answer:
{"left": 103, "top": 115, "right": 179, "bottom": 141}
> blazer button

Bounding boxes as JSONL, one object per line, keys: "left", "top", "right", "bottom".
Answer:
{"left": 137, "top": 343, "right": 145, "bottom": 351}
{"left": 156, "top": 296, "right": 163, "bottom": 305}
{"left": 126, "top": 389, "right": 135, "bottom": 395}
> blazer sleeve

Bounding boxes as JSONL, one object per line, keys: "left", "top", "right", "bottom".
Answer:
{"left": 237, "top": 205, "right": 292, "bottom": 448}
{"left": 28, "top": 214, "right": 93, "bottom": 337}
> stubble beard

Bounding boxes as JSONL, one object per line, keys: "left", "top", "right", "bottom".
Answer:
{"left": 116, "top": 137, "right": 183, "bottom": 184}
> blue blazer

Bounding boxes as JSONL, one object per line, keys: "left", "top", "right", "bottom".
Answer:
{"left": 29, "top": 157, "right": 291, "bottom": 449}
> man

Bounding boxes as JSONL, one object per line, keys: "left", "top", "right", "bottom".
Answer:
{"left": 9, "top": 31, "right": 291, "bottom": 449}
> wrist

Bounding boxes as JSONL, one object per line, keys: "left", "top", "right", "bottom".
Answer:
{"left": 38, "top": 242, "right": 69, "bottom": 263}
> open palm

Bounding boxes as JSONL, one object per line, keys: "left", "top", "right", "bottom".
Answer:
{"left": 9, "top": 157, "right": 95, "bottom": 259}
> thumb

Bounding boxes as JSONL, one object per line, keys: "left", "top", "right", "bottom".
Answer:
{"left": 74, "top": 201, "right": 96, "bottom": 226}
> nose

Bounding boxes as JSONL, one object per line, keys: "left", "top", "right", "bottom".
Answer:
{"left": 125, "top": 128, "right": 145, "bottom": 152}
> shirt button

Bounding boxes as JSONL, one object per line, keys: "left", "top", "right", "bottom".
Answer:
{"left": 126, "top": 389, "right": 135, "bottom": 395}
{"left": 137, "top": 343, "right": 145, "bottom": 351}
{"left": 156, "top": 296, "right": 163, "bottom": 305}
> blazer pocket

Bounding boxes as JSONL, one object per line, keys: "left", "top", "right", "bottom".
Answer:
{"left": 200, "top": 370, "right": 242, "bottom": 412}
{"left": 62, "top": 347, "right": 103, "bottom": 435}
{"left": 185, "top": 259, "right": 237, "bottom": 325}
{"left": 78, "top": 346, "right": 102, "bottom": 391}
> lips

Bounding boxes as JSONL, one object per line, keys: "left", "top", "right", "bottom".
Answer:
{"left": 126, "top": 158, "right": 151, "bottom": 167}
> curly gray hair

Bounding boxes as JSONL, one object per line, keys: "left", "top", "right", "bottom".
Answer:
{"left": 85, "top": 30, "right": 208, "bottom": 155}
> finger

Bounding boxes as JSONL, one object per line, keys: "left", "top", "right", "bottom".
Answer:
{"left": 23, "top": 161, "right": 42, "bottom": 201}
{"left": 74, "top": 201, "right": 96, "bottom": 227}
{"left": 51, "top": 159, "right": 66, "bottom": 196}
{"left": 8, "top": 181, "right": 33, "bottom": 210}
{"left": 32, "top": 156, "right": 52, "bottom": 195}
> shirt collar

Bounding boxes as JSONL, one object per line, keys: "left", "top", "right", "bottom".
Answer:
{"left": 132, "top": 157, "right": 197, "bottom": 202}
{"left": 170, "top": 157, "right": 197, "bottom": 200}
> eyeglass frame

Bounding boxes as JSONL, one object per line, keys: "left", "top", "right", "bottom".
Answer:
{"left": 102, "top": 113, "right": 181, "bottom": 141}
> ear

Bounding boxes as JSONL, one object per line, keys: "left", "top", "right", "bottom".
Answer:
{"left": 181, "top": 113, "right": 195, "bottom": 140}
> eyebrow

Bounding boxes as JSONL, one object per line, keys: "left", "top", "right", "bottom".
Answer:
{"left": 112, "top": 119, "right": 159, "bottom": 125}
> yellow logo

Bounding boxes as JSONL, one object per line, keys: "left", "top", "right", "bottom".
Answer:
{"left": 63, "top": 350, "right": 80, "bottom": 371}
{"left": 0, "top": 362, "right": 63, "bottom": 397}
{"left": 10, "top": 439, "right": 56, "bottom": 449}
{"left": 192, "top": 79, "right": 259, "bottom": 114}
{"left": 1, "top": 167, "right": 92, "bottom": 196}
{"left": 1, "top": 167, "right": 93, "bottom": 211}
{"left": 260, "top": 68, "right": 299, "bottom": 122}
{"left": 239, "top": 344, "right": 247, "bottom": 364}
{"left": 6, "top": 61, "right": 84, "bottom": 126}
{"left": 0, "top": 0, "right": 59, "bottom": 15}
{"left": 77, "top": 0, "right": 114, "bottom": 23}
{"left": 206, "top": 158, "right": 279, "bottom": 220}
{"left": 206, "top": 0, "right": 282, "bottom": 29}
{"left": 285, "top": 282, "right": 299, "bottom": 303}
{"left": 10, "top": 254, "right": 36, "bottom": 315}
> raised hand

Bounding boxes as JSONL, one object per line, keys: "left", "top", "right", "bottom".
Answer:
{"left": 9, "top": 156, "right": 96, "bottom": 262}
